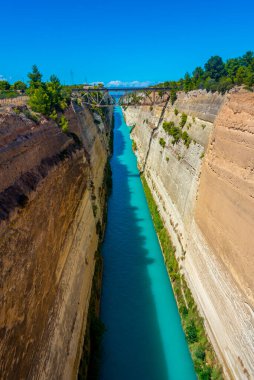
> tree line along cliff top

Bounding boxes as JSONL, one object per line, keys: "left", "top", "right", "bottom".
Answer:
{"left": 1, "top": 51, "right": 254, "bottom": 121}
{"left": 158, "top": 51, "right": 254, "bottom": 95}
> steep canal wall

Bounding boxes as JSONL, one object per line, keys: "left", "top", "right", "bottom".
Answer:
{"left": 123, "top": 89, "right": 254, "bottom": 379}
{"left": 0, "top": 103, "right": 112, "bottom": 379}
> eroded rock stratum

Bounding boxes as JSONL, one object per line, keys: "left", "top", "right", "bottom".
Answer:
{"left": 0, "top": 103, "right": 112, "bottom": 379}
{"left": 124, "top": 89, "right": 254, "bottom": 379}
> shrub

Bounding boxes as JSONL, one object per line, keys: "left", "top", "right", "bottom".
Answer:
{"left": 13, "top": 107, "right": 21, "bottom": 114}
{"left": 198, "top": 366, "right": 212, "bottom": 380}
{"left": 163, "top": 121, "right": 192, "bottom": 146}
{"left": 50, "top": 109, "right": 58, "bottom": 121}
{"left": 163, "top": 121, "right": 175, "bottom": 133}
{"left": 186, "top": 320, "right": 198, "bottom": 343}
{"left": 132, "top": 140, "right": 137, "bottom": 151}
{"left": 174, "top": 108, "right": 179, "bottom": 116}
{"left": 59, "top": 115, "right": 68, "bottom": 132}
{"left": 0, "top": 80, "right": 11, "bottom": 91}
{"left": 179, "top": 113, "right": 188, "bottom": 128}
{"left": 182, "top": 131, "right": 192, "bottom": 148}
{"left": 169, "top": 126, "right": 182, "bottom": 144}
{"left": 217, "top": 76, "right": 234, "bottom": 94}
{"left": 170, "top": 90, "right": 177, "bottom": 105}
{"left": 195, "top": 346, "right": 206, "bottom": 361}
{"left": 13, "top": 81, "right": 27, "bottom": 91}
{"left": 159, "top": 138, "right": 166, "bottom": 148}
{"left": 179, "top": 305, "right": 189, "bottom": 317}
{"left": 0, "top": 90, "right": 17, "bottom": 99}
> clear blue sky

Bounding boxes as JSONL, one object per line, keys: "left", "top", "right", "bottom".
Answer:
{"left": 1, "top": 0, "right": 254, "bottom": 85}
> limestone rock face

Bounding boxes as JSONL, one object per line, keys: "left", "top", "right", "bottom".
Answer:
{"left": 196, "top": 92, "right": 254, "bottom": 302}
{"left": 0, "top": 105, "right": 112, "bottom": 379}
{"left": 124, "top": 90, "right": 254, "bottom": 379}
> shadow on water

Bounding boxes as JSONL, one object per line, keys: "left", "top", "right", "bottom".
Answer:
{"left": 99, "top": 108, "right": 195, "bottom": 380}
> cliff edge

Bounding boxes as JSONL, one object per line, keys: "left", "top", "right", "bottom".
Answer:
{"left": 0, "top": 103, "right": 112, "bottom": 379}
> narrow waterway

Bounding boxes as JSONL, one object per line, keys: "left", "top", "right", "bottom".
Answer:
{"left": 100, "top": 107, "right": 196, "bottom": 380}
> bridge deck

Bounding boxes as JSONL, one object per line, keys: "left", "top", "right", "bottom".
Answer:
{"left": 72, "top": 87, "right": 171, "bottom": 92}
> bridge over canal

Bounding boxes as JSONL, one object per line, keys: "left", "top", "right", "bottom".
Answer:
{"left": 72, "top": 87, "right": 172, "bottom": 107}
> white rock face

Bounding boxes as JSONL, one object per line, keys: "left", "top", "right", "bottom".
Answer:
{"left": 123, "top": 90, "right": 254, "bottom": 380}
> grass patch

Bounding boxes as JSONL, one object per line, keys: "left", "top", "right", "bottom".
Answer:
{"left": 141, "top": 176, "right": 223, "bottom": 380}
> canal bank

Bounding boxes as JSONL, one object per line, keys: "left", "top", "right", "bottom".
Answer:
{"left": 99, "top": 107, "right": 196, "bottom": 380}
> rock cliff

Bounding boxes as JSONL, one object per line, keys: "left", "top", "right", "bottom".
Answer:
{"left": 124, "top": 89, "right": 254, "bottom": 379}
{"left": 0, "top": 103, "right": 112, "bottom": 379}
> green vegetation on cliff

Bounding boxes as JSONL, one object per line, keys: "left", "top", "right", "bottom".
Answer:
{"left": 163, "top": 120, "right": 192, "bottom": 148}
{"left": 160, "top": 51, "right": 254, "bottom": 94}
{"left": 27, "top": 66, "right": 70, "bottom": 131}
{"left": 159, "top": 137, "right": 166, "bottom": 148}
{"left": 0, "top": 66, "right": 71, "bottom": 132}
{"left": 0, "top": 79, "right": 27, "bottom": 99}
{"left": 132, "top": 140, "right": 137, "bottom": 151}
{"left": 141, "top": 176, "right": 223, "bottom": 380}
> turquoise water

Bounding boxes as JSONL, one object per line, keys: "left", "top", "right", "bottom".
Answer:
{"left": 100, "top": 107, "right": 196, "bottom": 380}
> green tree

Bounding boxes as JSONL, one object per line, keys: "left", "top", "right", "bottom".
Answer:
{"left": 204, "top": 56, "right": 226, "bottom": 81}
{"left": 46, "top": 75, "right": 67, "bottom": 111}
{"left": 13, "top": 80, "right": 27, "bottom": 91}
{"left": 225, "top": 58, "right": 241, "bottom": 82}
{"left": 193, "top": 66, "right": 204, "bottom": 80}
{"left": 217, "top": 77, "right": 234, "bottom": 93}
{"left": 28, "top": 86, "right": 51, "bottom": 115}
{"left": 0, "top": 80, "right": 11, "bottom": 90}
{"left": 28, "top": 65, "right": 42, "bottom": 90}
{"left": 28, "top": 70, "right": 69, "bottom": 117}
{"left": 183, "top": 73, "right": 193, "bottom": 92}
{"left": 241, "top": 51, "right": 254, "bottom": 66}
{"left": 243, "top": 67, "right": 254, "bottom": 87}
{"left": 235, "top": 66, "right": 248, "bottom": 84}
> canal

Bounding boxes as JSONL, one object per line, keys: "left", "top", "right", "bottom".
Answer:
{"left": 100, "top": 107, "right": 196, "bottom": 380}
